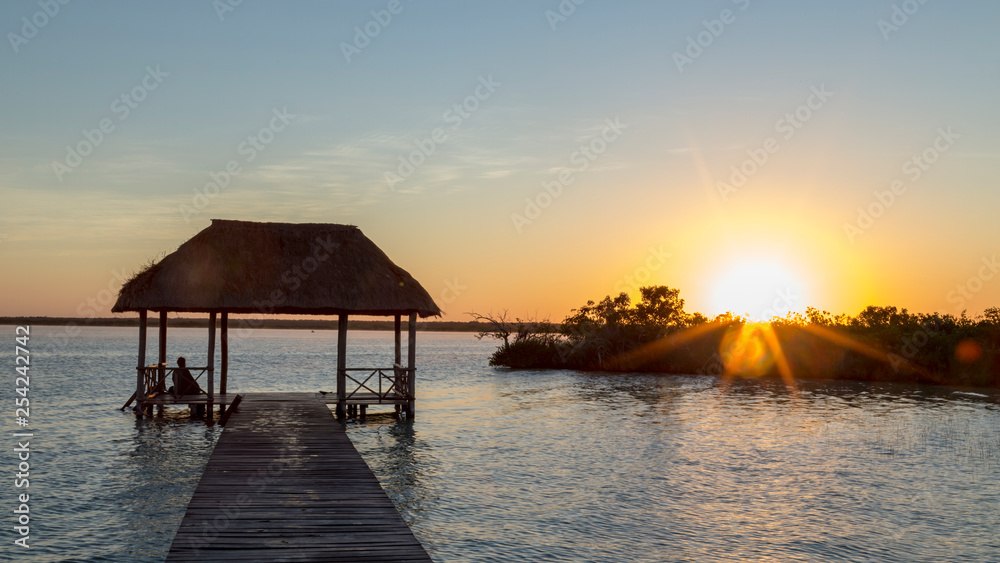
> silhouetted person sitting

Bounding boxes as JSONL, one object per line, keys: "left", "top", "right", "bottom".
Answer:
{"left": 172, "top": 357, "right": 202, "bottom": 395}
{"left": 171, "top": 356, "right": 205, "bottom": 417}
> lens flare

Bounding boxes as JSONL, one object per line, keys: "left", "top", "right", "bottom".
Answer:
{"left": 955, "top": 339, "right": 983, "bottom": 364}
{"left": 719, "top": 324, "right": 775, "bottom": 378}
{"left": 718, "top": 323, "right": 797, "bottom": 392}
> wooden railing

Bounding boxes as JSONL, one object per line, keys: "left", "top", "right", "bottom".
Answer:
{"left": 341, "top": 364, "right": 413, "bottom": 401}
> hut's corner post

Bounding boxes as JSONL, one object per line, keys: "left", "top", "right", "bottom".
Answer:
{"left": 207, "top": 312, "right": 216, "bottom": 420}
{"left": 135, "top": 310, "right": 148, "bottom": 418}
{"left": 394, "top": 314, "right": 402, "bottom": 365}
{"left": 406, "top": 312, "right": 416, "bottom": 419}
{"left": 394, "top": 314, "right": 401, "bottom": 415}
{"left": 220, "top": 312, "right": 228, "bottom": 416}
{"left": 157, "top": 310, "right": 167, "bottom": 416}
{"left": 336, "top": 314, "right": 348, "bottom": 420}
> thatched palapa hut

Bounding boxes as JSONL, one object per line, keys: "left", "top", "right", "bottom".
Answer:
{"left": 113, "top": 219, "right": 441, "bottom": 419}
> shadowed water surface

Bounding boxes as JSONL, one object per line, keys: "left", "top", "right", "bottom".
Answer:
{"left": 3, "top": 325, "right": 998, "bottom": 561}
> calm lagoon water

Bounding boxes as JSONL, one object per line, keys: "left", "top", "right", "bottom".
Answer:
{"left": 3, "top": 324, "right": 1000, "bottom": 562}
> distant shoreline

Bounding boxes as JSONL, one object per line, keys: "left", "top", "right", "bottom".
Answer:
{"left": 0, "top": 316, "right": 487, "bottom": 332}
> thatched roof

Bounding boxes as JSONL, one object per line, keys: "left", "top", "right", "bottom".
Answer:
{"left": 112, "top": 220, "right": 441, "bottom": 317}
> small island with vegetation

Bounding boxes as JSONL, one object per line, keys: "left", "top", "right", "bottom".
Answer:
{"left": 472, "top": 286, "right": 1000, "bottom": 388}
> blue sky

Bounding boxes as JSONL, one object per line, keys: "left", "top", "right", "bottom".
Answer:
{"left": 2, "top": 0, "right": 999, "bottom": 320}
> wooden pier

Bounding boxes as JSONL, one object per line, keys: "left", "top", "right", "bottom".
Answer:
{"left": 166, "top": 393, "right": 432, "bottom": 562}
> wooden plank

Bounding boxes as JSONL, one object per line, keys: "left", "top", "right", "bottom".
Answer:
{"left": 317, "top": 392, "right": 409, "bottom": 405}
{"left": 218, "top": 393, "right": 242, "bottom": 427}
{"left": 166, "top": 393, "right": 431, "bottom": 562}
{"left": 139, "top": 393, "right": 240, "bottom": 406}
{"left": 120, "top": 391, "right": 137, "bottom": 411}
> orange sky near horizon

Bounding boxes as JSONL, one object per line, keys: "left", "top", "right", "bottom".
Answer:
{"left": 1, "top": 2, "right": 998, "bottom": 324}
{"left": 1, "top": 202, "right": 994, "bottom": 325}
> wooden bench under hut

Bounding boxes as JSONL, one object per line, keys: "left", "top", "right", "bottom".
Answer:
{"left": 112, "top": 219, "right": 441, "bottom": 420}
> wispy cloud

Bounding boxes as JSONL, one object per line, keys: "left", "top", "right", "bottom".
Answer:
{"left": 244, "top": 125, "right": 540, "bottom": 205}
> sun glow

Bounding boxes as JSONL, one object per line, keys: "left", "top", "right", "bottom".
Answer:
{"left": 710, "top": 259, "right": 808, "bottom": 321}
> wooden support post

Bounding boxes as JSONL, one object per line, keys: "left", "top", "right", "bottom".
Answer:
{"left": 394, "top": 314, "right": 402, "bottom": 414}
{"left": 406, "top": 312, "right": 416, "bottom": 419}
{"left": 220, "top": 312, "right": 228, "bottom": 416}
{"left": 336, "top": 314, "right": 348, "bottom": 420}
{"left": 158, "top": 311, "right": 167, "bottom": 415}
{"left": 135, "top": 310, "right": 147, "bottom": 417}
{"left": 394, "top": 314, "right": 401, "bottom": 365}
{"left": 207, "top": 312, "right": 216, "bottom": 420}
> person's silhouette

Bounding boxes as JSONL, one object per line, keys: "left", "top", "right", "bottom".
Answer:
{"left": 173, "top": 356, "right": 205, "bottom": 417}
{"left": 173, "top": 357, "right": 201, "bottom": 395}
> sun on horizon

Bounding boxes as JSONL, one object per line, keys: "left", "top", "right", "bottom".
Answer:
{"left": 708, "top": 258, "right": 810, "bottom": 322}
